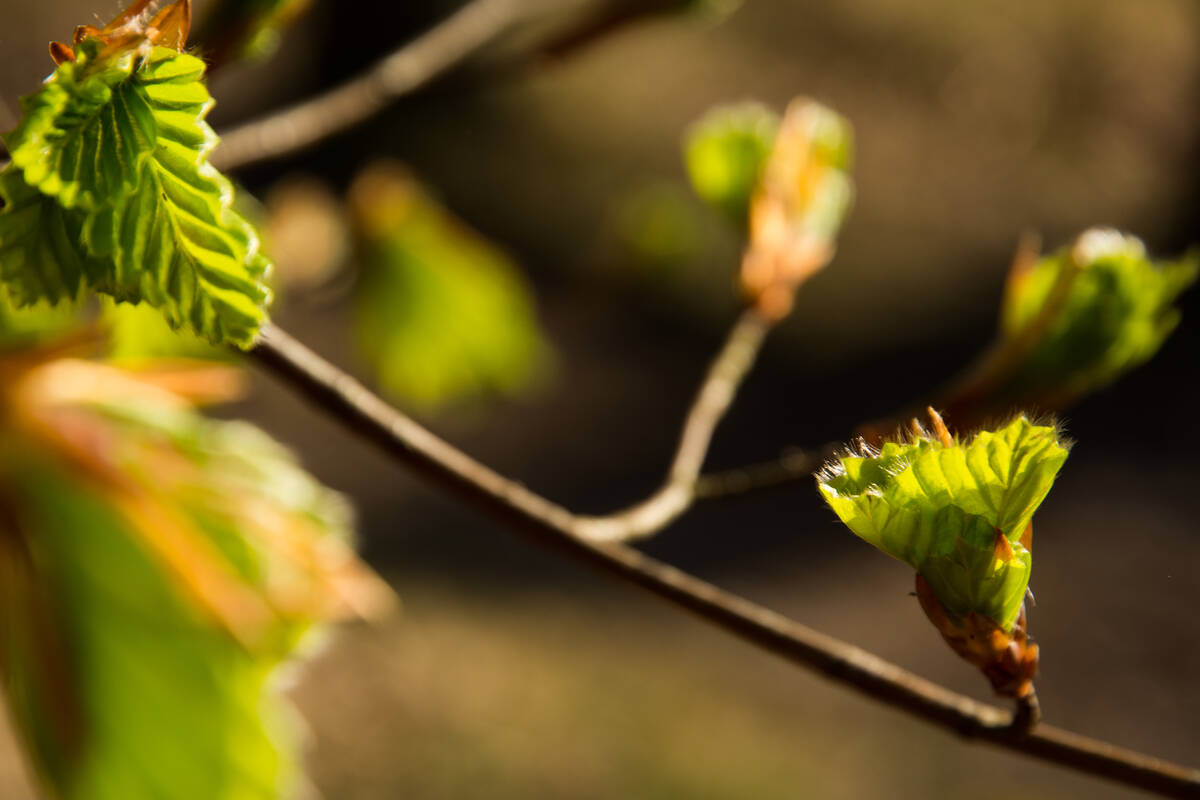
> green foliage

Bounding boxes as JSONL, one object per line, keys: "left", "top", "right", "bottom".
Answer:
{"left": 4, "top": 457, "right": 299, "bottom": 800}
{"left": 684, "top": 103, "right": 778, "bottom": 226}
{"left": 195, "top": 0, "right": 314, "bottom": 64}
{"left": 103, "top": 300, "right": 228, "bottom": 363}
{"left": 999, "top": 229, "right": 1197, "bottom": 406}
{"left": 0, "top": 41, "right": 271, "bottom": 348}
{"left": 0, "top": 283, "right": 83, "bottom": 349}
{"left": 0, "top": 359, "right": 390, "bottom": 799}
{"left": 5, "top": 48, "right": 151, "bottom": 211}
{"left": 817, "top": 416, "right": 1069, "bottom": 630}
{"left": 350, "top": 166, "right": 550, "bottom": 411}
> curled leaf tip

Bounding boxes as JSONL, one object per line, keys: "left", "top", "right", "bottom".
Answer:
{"left": 49, "top": 0, "right": 192, "bottom": 65}
{"left": 925, "top": 406, "right": 953, "bottom": 447}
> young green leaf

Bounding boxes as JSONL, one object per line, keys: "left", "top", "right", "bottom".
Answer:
{"left": 4, "top": 50, "right": 153, "bottom": 211}
{"left": 0, "top": 356, "right": 393, "bottom": 799}
{"left": 0, "top": 169, "right": 107, "bottom": 306}
{"left": 0, "top": 39, "right": 272, "bottom": 348}
{"left": 817, "top": 414, "right": 1068, "bottom": 632}
{"left": 683, "top": 102, "right": 779, "bottom": 226}
{"left": 999, "top": 229, "right": 1197, "bottom": 407}
{"left": 349, "top": 164, "right": 551, "bottom": 411}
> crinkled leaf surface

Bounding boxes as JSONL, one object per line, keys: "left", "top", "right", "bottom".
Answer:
{"left": 0, "top": 170, "right": 108, "bottom": 306}
{"left": 817, "top": 416, "right": 1068, "bottom": 629}
{"left": 350, "top": 166, "right": 550, "bottom": 410}
{"left": 1000, "top": 229, "right": 1197, "bottom": 405}
{"left": 0, "top": 41, "right": 271, "bottom": 347}
{"left": 683, "top": 103, "right": 778, "bottom": 226}
{"left": 4, "top": 49, "right": 152, "bottom": 211}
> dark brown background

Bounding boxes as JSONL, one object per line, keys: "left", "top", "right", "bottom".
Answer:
{"left": 1, "top": 0, "right": 1198, "bottom": 796}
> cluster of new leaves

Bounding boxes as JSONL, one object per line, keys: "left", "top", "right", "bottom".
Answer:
{"left": 0, "top": 356, "right": 391, "bottom": 799}
{"left": 817, "top": 415, "right": 1069, "bottom": 632}
{"left": 998, "top": 229, "right": 1198, "bottom": 408}
{"left": 0, "top": 35, "right": 271, "bottom": 348}
{"left": 684, "top": 99, "right": 854, "bottom": 319}
{"left": 348, "top": 164, "right": 550, "bottom": 410}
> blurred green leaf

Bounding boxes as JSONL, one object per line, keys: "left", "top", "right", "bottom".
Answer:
{"left": 998, "top": 229, "right": 1197, "bottom": 407}
{"left": 817, "top": 415, "right": 1068, "bottom": 631}
{"left": 0, "top": 358, "right": 392, "bottom": 799}
{"left": 0, "top": 41, "right": 272, "bottom": 348}
{"left": 683, "top": 103, "right": 778, "bottom": 226}
{"left": 349, "top": 165, "right": 551, "bottom": 411}
{"left": 195, "top": 0, "right": 314, "bottom": 66}
{"left": 103, "top": 300, "right": 228, "bottom": 363}
{"left": 612, "top": 183, "right": 707, "bottom": 275}
{"left": 0, "top": 284, "right": 82, "bottom": 348}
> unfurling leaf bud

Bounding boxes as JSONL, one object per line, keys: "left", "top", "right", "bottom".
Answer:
{"left": 994, "top": 228, "right": 1198, "bottom": 409}
{"left": 817, "top": 411, "right": 1068, "bottom": 698}
{"left": 740, "top": 99, "right": 853, "bottom": 320}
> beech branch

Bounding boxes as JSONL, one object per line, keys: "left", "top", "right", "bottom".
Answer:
{"left": 248, "top": 323, "right": 1200, "bottom": 799}
{"left": 571, "top": 308, "right": 771, "bottom": 542}
{"left": 211, "top": 0, "right": 519, "bottom": 172}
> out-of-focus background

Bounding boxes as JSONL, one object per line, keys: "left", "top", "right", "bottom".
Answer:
{"left": 2, "top": 0, "right": 1199, "bottom": 796}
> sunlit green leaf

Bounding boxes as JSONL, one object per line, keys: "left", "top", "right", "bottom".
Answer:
{"left": 817, "top": 415, "right": 1068, "bottom": 630}
{"left": 349, "top": 165, "right": 551, "bottom": 411}
{"left": 683, "top": 103, "right": 778, "bottom": 226}
{"left": 999, "top": 229, "right": 1197, "bottom": 406}
{"left": 0, "top": 42, "right": 272, "bottom": 348}
{"left": 4, "top": 49, "right": 152, "bottom": 211}
{"left": 0, "top": 169, "right": 107, "bottom": 306}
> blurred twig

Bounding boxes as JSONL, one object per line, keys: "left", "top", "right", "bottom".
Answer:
{"left": 571, "top": 308, "right": 771, "bottom": 542}
{"left": 209, "top": 0, "right": 726, "bottom": 173}
{"left": 249, "top": 322, "right": 1200, "bottom": 799}
{"left": 694, "top": 448, "right": 826, "bottom": 500}
{"left": 211, "top": 0, "right": 521, "bottom": 172}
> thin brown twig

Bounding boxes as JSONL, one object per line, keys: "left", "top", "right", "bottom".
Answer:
{"left": 571, "top": 308, "right": 771, "bottom": 541}
{"left": 210, "top": 0, "right": 520, "bottom": 172}
{"left": 248, "top": 323, "right": 1200, "bottom": 799}
{"left": 694, "top": 448, "right": 827, "bottom": 500}
{"left": 1012, "top": 690, "right": 1042, "bottom": 735}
